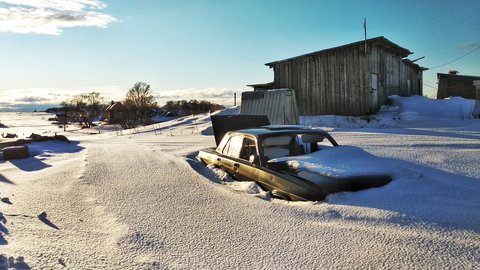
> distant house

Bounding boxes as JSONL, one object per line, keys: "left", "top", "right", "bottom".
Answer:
{"left": 436, "top": 72, "right": 480, "bottom": 99}
{"left": 248, "top": 36, "right": 427, "bottom": 116}
{"left": 105, "top": 101, "right": 126, "bottom": 124}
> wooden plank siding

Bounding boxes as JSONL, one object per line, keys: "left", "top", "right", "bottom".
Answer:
{"left": 273, "top": 44, "right": 372, "bottom": 115}
{"left": 265, "top": 37, "right": 425, "bottom": 116}
{"left": 437, "top": 73, "right": 480, "bottom": 99}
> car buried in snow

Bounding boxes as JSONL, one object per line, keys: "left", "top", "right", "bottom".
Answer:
{"left": 198, "top": 115, "right": 392, "bottom": 201}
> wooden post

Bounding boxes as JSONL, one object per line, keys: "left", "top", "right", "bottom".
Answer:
{"left": 474, "top": 80, "right": 480, "bottom": 118}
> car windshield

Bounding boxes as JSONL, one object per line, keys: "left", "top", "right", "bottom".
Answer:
{"left": 261, "top": 133, "right": 334, "bottom": 160}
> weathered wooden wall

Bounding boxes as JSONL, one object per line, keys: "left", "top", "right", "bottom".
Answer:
{"left": 272, "top": 44, "right": 423, "bottom": 116}
{"left": 437, "top": 74, "right": 479, "bottom": 99}
{"left": 273, "top": 44, "right": 370, "bottom": 116}
{"left": 400, "top": 64, "right": 423, "bottom": 96}
{"left": 369, "top": 46, "right": 423, "bottom": 111}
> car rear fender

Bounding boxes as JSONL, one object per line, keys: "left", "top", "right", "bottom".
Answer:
{"left": 198, "top": 148, "right": 220, "bottom": 165}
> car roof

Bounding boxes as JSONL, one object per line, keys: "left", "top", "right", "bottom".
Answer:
{"left": 229, "top": 127, "right": 330, "bottom": 139}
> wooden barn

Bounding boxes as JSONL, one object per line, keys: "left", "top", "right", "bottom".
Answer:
{"left": 248, "top": 36, "right": 427, "bottom": 116}
{"left": 436, "top": 72, "right": 480, "bottom": 99}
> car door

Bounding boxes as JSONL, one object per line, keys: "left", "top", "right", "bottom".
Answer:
{"left": 217, "top": 135, "right": 243, "bottom": 175}
{"left": 233, "top": 136, "right": 260, "bottom": 182}
{"left": 217, "top": 135, "right": 261, "bottom": 182}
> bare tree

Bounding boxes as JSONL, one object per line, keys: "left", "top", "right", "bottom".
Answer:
{"left": 125, "top": 82, "right": 157, "bottom": 123}
{"left": 61, "top": 92, "right": 104, "bottom": 128}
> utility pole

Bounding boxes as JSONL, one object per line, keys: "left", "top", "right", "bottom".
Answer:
{"left": 364, "top": 18, "right": 367, "bottom": 54}
{"left": 234, "top": 92, "right": 237, "bottom": 106}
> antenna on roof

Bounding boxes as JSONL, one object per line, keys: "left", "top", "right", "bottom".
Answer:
{"left": 363, "top": 18, "right": 367, "bottom": 54}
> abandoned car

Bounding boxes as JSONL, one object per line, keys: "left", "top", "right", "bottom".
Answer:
{"left": 198, "top": 116, "right": 392, "bottom": 201}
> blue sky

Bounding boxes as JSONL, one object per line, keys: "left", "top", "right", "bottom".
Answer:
{"left": 0, "top": 0, "right": 479, "bottom": 111}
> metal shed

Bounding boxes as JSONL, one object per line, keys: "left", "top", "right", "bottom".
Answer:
{"left": 240, "top": 88, "right": 299, "bottom": 125}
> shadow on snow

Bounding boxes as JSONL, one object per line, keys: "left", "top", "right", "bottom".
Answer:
{"left": 1, "top": 140, "right": 84, "bottom": 172}
{"left": 186, "top": 150, "right": 480, "bottom": 234}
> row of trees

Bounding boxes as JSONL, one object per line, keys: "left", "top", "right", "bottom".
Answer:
{"left": 57, "top": 82, "right": 224, "bottom": 129}
{"left": 163, "top": 99, "right": 224, "bottom": 115}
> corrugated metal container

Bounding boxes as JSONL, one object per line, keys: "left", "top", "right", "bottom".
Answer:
{"left": 240, "top": 89, "right": 299, "bottom": 125}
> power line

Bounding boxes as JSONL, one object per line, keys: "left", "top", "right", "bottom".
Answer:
{"left": 423, "top": 82, "right": 437, "bottom": 89}
{"left": 429, "top": 45, "right": 480, "bottom": 70}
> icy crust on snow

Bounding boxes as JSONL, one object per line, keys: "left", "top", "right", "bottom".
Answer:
{"left": 300, "top": 114, "right": 395, "bottom": 129}
{"left": 214, "top": 105, "right": 240, "bottom": 115}
{"left": 389, "top": 95, "right": 476, "bottom": 120}
{"left": 269, "top": 145, "right": 395, "bottom": 177}
{"left": 301, "top": 95, "right": 477, "bottom": 129}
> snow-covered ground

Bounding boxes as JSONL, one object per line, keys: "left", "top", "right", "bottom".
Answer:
{"left": 0, "top": 97, "right": 479, "bottom": 269}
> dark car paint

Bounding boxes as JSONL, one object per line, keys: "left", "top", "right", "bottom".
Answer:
{"left": 198, "top": 127, "right": 392, "bottom": 201}
{"left": 199, "top": 147, "right": 324, "bottom": 201}
{"left": 210, "top": 115, "right": 270, "bottom": 146}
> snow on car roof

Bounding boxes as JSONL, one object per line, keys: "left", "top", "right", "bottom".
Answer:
{"left": 262, "top": 125, "right": 311, "bottom": 130}
{"left": 231, "top": 127, "right": 330, "bottom": 138}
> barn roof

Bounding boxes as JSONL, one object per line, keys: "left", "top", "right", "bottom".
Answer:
{"left": 105, "top": 102, "right": 126, "bottom": 112}
{"left": 403, "top": 59, "right": 429, "bottom": 71}
{"left": 437, "top": 73, "right": 480, "bottom": 80}
{"left": 265, "top": 36, "right": 413, "bottom": 67}
{"left": 246, "top": 82, "right": 275, "bottom": 89}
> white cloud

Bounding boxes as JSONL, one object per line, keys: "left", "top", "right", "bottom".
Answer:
{"left": 0, "top": 0, "right": 107, "bottom": 11}
{"left": 0, "top": 86, "right": 237, "bottom": 111}
{"left": 15, "top": 96, "right": 49, "bottom": 102}
{"left": 0, "top": 0, "right": 116, "bottom": 35}
{"left": 0, "top": 85, "right": 124, "bottom": 110}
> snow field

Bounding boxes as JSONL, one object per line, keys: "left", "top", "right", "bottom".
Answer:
{"left": 0, "top": 97, "right": 479, "bottom": 269}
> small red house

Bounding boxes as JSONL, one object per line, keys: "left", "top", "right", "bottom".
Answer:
{"left": 105, "top": 101, "right": 126, "bottom": 124}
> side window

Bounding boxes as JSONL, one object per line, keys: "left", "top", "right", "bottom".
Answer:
{"left": 224, "top": 135, "right": 243, "bottom": 158}
{"left": 239, "top": 137, "right": 257, "bottom": 161}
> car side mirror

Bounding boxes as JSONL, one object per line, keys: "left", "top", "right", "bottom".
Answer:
{"left": 249, "top": 154, "right": 259, "bottom": 164}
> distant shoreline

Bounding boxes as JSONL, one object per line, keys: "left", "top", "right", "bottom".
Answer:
{"left": 0, "top": 111, "right": 49, "bottom": 113}
{"left": 0, "top": 103, "right": 60, "bottom": 113}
